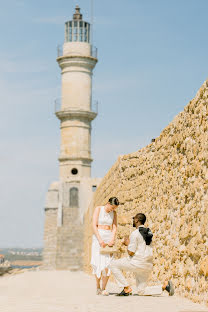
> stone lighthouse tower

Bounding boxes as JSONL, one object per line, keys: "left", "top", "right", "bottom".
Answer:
{"left": 43, "top": 6, "right": 101, "bottom": 270}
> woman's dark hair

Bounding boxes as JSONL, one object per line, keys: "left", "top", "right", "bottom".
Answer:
{"left": 108, "top": 197, "right": 119, "bottom": 206}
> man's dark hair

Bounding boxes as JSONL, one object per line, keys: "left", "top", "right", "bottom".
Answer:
{"left": 108, "top": 197, "right": 119, "bottom": 206}
{"left": 135, "top": 213, "right": 146, "bottom": 225}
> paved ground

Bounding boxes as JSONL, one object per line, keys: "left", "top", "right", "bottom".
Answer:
{"left": 0, "top": 270, "right": 207, "bottom": 312}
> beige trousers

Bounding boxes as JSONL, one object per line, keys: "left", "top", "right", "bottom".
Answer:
{"left": 109, "top": 257, "right": 163, "bottom": 296}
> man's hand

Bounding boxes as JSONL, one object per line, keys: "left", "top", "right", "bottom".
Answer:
{"left": 127, "top": 250, "right": 135, "bottom": 257}
{"left": 123, "top": 235, "right": 130, "bottom": 246}
{"left": 99, "top": 240, "right": 107, "bottom": 248}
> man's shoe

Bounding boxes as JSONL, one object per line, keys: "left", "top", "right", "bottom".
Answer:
{"left": 165, "top": 281, "right": 174, "bottom": 296}
{"left": 116, "top": 288, "right": 132, "bottom": 296}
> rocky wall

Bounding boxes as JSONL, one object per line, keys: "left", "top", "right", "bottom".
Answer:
{"left": 84, "top": 80, "right": 208, "bottom": 305}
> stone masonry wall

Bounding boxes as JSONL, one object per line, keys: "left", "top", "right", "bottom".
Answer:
{"left": 42, "top": 208, "right": 58, "bottom": 269}
{"left": 56, "top": 207, "right": 84, "bottom": 270}
{"left": 43, "top": 206, "right": 84, "bottom": 270}
{"left": 84, "top": 80, "right": 208, "bottom": 306}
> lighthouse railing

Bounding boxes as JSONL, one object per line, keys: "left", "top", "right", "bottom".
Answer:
{"left": 92, "top": 100, "right": 98, "bottom": 114}
{"left": 56, "top": 44, "right": 97, "bottom": 58}
{"left": 54, "top": 98, "right": 98, "bottom": 114}
{"left": 57, "top": 45, "right": 63, "bottom": 57}
{"left": 90, "top": 46, "right": 97, "bottom": 58}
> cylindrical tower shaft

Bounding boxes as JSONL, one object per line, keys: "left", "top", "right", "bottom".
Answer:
{"left": 56, "top": 6, "right": 98, "bottom": 181}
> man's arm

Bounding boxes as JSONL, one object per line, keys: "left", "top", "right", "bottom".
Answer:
{"left": 123, "top": 235, "right": 136, "bottom": 257}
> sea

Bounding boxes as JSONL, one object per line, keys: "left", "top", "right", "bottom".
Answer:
{"left": 11, "top": 265, "right": 40, "bottom": 269}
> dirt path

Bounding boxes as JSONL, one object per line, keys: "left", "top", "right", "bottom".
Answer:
{"left": 0, "top": 270, "right": 207, "bottom": 312}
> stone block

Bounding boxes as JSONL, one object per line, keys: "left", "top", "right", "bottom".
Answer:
{"left": 200, "top": 256, "right": 208, "bottom": 277}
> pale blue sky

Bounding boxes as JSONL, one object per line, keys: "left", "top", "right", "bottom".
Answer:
{"left": 0, "top": 0, "right": 207, "bottom": 247}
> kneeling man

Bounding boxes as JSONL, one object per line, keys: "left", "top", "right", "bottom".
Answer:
{"left": 109, "top": 213, "right": 174, "bottom": 296}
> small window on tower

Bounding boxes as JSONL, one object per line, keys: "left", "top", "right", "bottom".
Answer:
{"left": 65, "top": 22, "right": 69, "bottom": 41}
{"left": 69, "top": 27, "right": 72, "bottom": 41}
{"left": 73, "top": 21, "right": 78, "bottom": 41}
{"left": 79, "top": 25, "right": 83, "bottom": 41}
{"left": 84, "top": 22, "right": 88, "bottom": 42}
{"left": 92, "top": 185, "right": 97, "bottom": 192}
{"left": 71, "top": 168, "right": 78, "bottom": 175}
{"left": 70, "top": 187, "right": 79, "bottom": 207}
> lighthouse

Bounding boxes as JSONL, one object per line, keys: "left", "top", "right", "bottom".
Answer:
{"left": 43, "top": 6, "right": 101, "bottom": 270}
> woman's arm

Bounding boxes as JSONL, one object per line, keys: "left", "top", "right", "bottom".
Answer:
{"left": 92, "top": 206, "right": 106, "bottom": 248}
{"left": 108, "top": 211, "right": 117, "bottom": 246}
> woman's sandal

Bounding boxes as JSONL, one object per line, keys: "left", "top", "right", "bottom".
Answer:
{"left": 96, "top": 288, "right": 102, "bottom": 295}
{"left": 101, "top": 290, "right": 109, "bottom": 296}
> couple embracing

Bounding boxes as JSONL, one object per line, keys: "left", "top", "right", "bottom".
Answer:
{"left": 90, "top": 197, "right": 174, "bottom": 296}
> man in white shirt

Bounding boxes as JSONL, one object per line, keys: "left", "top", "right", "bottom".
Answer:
{"left": 109, "top": 213, "right": 174, "bottom": 296}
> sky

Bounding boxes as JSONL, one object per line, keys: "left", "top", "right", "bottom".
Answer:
{"left": 0, "top": 0, "right": 207, "bottom": 247}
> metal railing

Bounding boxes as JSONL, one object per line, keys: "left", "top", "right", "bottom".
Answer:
{"left": 57, "top": 44, "right": 98, "bottom": 58}
{"left": 54, "top": 98, "right": 98, "bottom": 114}
{"left": 57, "top": 45, "right": 63, "bottom": 57}
{"left": 90, "top": 46, "right": 98, "bottom": 58}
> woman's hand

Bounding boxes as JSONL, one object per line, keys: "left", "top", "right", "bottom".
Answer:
{"left": 99, "top": 240, "right": 107, "bottom": 248}
{"left": 108, "top": 240, "right": 115, "bottom": 247}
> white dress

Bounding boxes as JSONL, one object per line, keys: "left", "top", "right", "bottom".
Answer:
{"left": 91, "top": 206, "right": 115, "bottom": 278}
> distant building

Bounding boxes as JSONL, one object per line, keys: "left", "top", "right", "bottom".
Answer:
{"left": 0, "top": 255, "right": 5, "bottom": 264}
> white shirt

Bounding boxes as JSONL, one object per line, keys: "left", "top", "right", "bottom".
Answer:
{"left": 127, "top": 226, "right": 153, "bottom": 267}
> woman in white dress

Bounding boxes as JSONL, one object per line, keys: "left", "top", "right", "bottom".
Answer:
{"left": 91, "top": 197, "right": 119, "bottom": 295}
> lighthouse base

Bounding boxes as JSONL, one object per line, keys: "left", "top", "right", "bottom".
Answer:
{"left": 42, "top": 177, "right": 101, "bottom": 270}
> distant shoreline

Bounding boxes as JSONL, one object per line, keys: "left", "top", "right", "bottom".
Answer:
{"left": 11, "top": 260, "right": 42, "bottom": 267}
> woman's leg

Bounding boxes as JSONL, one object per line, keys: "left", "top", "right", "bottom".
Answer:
{"left": 101, "top": 269, "right": 110, "bottom": 290}
{"left": 95, "top": 275, "right": 101, "bottom": 290}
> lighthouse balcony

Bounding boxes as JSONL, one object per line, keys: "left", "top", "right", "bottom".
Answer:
{"left": 57, "top": 44, "right": 98, "bottom": 59}
{"left": 55, "top": 98, "right": 98, "bottom": 121}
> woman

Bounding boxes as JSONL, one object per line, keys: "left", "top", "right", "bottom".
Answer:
{"left": 91, "top": 197, "right": 119, "bottom": 295}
